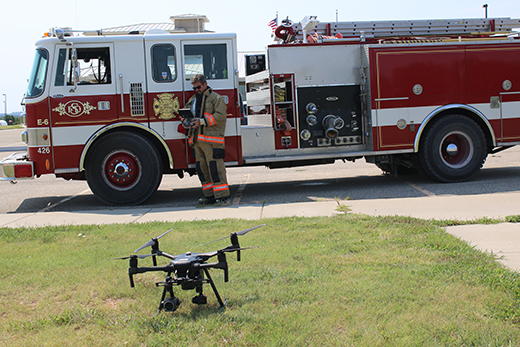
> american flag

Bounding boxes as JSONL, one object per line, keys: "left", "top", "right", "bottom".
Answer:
{"left": 267, "top": 17, "right": 278, "bottom": 32}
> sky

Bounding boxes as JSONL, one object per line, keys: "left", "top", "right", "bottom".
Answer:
{"left": 0, "top": 0, "right": 518, "bottom": 113}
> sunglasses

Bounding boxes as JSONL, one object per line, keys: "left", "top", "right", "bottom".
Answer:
{"left": 193, "top": 85, "right": 203, "bottom": 90}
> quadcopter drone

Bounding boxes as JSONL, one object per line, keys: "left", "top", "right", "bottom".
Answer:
{"left": 116, "top": 224, "right": 265, "bottom": 313}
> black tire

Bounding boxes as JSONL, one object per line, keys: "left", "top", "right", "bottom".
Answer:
{"left": 417, "top": 114, "right": 487, "bottom": 182}
{"left": 85, "top": 131, "right": 163, "bottom": 205}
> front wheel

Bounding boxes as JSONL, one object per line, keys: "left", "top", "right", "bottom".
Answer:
{"left": 85, "top": 131, "right": 163, "bottom": 205}
{"left": 417, "top": 114, "right": 487, "bottom": 182}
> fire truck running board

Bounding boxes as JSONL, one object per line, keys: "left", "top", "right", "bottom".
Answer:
{"left": 294, "top": 17, "right": 520, "bottom": 39}
{"left": 241, "top": 149, "right": 415, "bottom": 166}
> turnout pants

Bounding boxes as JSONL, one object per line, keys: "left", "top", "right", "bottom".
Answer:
{"left": 194, "top": 141, "right": 230, "bottom": 199}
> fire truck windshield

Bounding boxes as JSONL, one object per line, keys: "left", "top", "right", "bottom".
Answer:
{"left": 26, "top": 49, "right": 49, "bottom": 98}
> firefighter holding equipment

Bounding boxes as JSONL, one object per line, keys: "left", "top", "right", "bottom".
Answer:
{"left": 184, "top": 74, "right": 230, "bottom": 205}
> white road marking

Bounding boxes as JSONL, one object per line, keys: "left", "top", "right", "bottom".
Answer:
{"left": 37, "top": 189, "right": 92, "bottom": 213}
{"left": 403, "top": 181, "right": 436, "bottom": 196}
{"left": 232, "top": 174, "right": 250, "bottom": 205}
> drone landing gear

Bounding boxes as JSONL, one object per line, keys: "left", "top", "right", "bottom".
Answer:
{"left": 202, "top": 267, "right": 228, "bottom": 309}
{"left": 156, "top": 269, "right": 228, "bottom": 314}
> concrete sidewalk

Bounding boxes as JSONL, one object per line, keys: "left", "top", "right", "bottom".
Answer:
{"left": 1, "top": 191, "right": 520, "bottom": 272}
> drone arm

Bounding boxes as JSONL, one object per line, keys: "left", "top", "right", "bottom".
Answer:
{"left": 128, "top": 256, "right": 138, "bottom": 287}
{"left": 155, "top": 251, "right": 177, "bottom": 260}
{"left": 127, "top": 264, "right": 175, "bottom": 287}
{"left": 218, "top": 252, "right": 229, "bottom": 282}
{"left": 230, "top": 233, "right": 241, "bottom": 261}
{"left": 199, "top": 262, "right": 229, "bottom": 282}
{"left": 199, "top": 251, "right": 229, "bottom": 282}
{"left": 131, "top": 265, "right": 174, "bottom": 274}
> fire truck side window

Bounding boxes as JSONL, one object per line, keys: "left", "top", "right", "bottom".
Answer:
{"left": 57, "top": 47, "right": 111, "bottom": 86}
{"left": 184, "top": 44, "right": 228, "bottom": 81}
{"left": 152, "top": 45, "right": 177, "bottom": 82}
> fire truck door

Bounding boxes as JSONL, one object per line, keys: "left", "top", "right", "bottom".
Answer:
{"left": 144, "top": 39, "right": 183, "bottom": 130}
{"left": 142, "top": 39, "right": 184, "bottom": 167}
{"left": 49, "top": 43, "right": 116, "bottom": 172}
{"left": 180, "top": 39, "right": 240, "bottom": 166}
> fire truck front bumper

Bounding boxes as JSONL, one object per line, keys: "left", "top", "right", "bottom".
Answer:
{"left": 0, "top": 153, "right": 34, "bottom": 181}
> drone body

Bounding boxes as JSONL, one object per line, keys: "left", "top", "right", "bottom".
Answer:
{"left": 117, "top": 224, "right": 264, "bottom": 313}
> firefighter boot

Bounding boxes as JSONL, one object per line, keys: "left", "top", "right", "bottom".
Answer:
{"left": 198, "top": 196, "right": 216, "bottom": 205}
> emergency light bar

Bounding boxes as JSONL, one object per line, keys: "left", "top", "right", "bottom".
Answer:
{"left": 45, "top": 27, "right": 102, "bottom": 40}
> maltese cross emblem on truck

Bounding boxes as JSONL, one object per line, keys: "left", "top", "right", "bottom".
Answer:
{"left": 153, "top": 93, "right": 180, "bottom": 120}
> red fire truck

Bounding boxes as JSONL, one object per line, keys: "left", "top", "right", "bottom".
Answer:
{"left": 1, "top": 15, "right": 520, "bottom": 205}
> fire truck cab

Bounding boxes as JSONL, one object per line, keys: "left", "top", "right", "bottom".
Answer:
{"left": 5, "top": 28, "right": 240, "bottom": 205}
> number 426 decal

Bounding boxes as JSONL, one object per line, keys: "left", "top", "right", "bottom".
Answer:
{"left": 37, "top": 147, "right": 51, "bottom": 154}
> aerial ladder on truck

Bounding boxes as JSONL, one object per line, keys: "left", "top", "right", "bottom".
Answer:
{"left": 282, "top": 16, "right": 520, "bottom": 43}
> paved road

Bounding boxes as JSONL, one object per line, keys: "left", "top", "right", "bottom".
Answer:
{"left": 0, "top": 127, "right": 26, "bottom": 156}
{"left": 1, "top": 127, "right": 520, "bottom": 214}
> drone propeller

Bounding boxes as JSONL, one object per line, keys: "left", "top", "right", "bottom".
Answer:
{"left": 202, "top": 224, "right": 265, "bottom": 246}
{"left": 197, "top": 246, "right": 258, "bottom": 259}
{"left": 113, "top": 254, "right": 156, "bottom": 260}
{"left": 134, "top": 228, "right": 174, "bottom": 253}
{"left": 221, "top": 246, "right": 258, "bottom": 252}
{"left": 236, "top": 224, "right": 266, "bottom": 236}
{"left": 202, "top": 224, "right": 264, "bottom": 262}
{"left": 134, "top": 228, "right": 175, "bottom": 265}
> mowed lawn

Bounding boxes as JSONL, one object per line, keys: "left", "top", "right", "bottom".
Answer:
{"left": 1, "top": 215, "right": 520, "bottom": 346}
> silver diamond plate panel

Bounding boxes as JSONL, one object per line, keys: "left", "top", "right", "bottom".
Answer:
{"left": 241, "top": 126, "right": 276, "bottom": 157}
{"left": 268, "top": 45, "right": 362, "bottom": 87}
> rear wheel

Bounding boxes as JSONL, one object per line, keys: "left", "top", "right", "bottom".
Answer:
{"left": 86, "top": 131, "right": 162, "bottom": 205}
{"left": 417, "top": 114, "right": 487, "bottom": 182}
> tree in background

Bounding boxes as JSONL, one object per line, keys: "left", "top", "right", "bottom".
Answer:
{"left": 3, "top": 115, "right": 20, "bottom": 125}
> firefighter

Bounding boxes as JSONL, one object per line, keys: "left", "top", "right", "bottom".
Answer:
{"left": 185, "top": 74, "right": 230, "bottom": 205}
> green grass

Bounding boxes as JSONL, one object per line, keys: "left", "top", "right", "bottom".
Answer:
{"left": 0, "top": 124, "right": 24, "bottom": 130}
{"left": 1, "top": 215, "right": 520, "bottom": 346}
